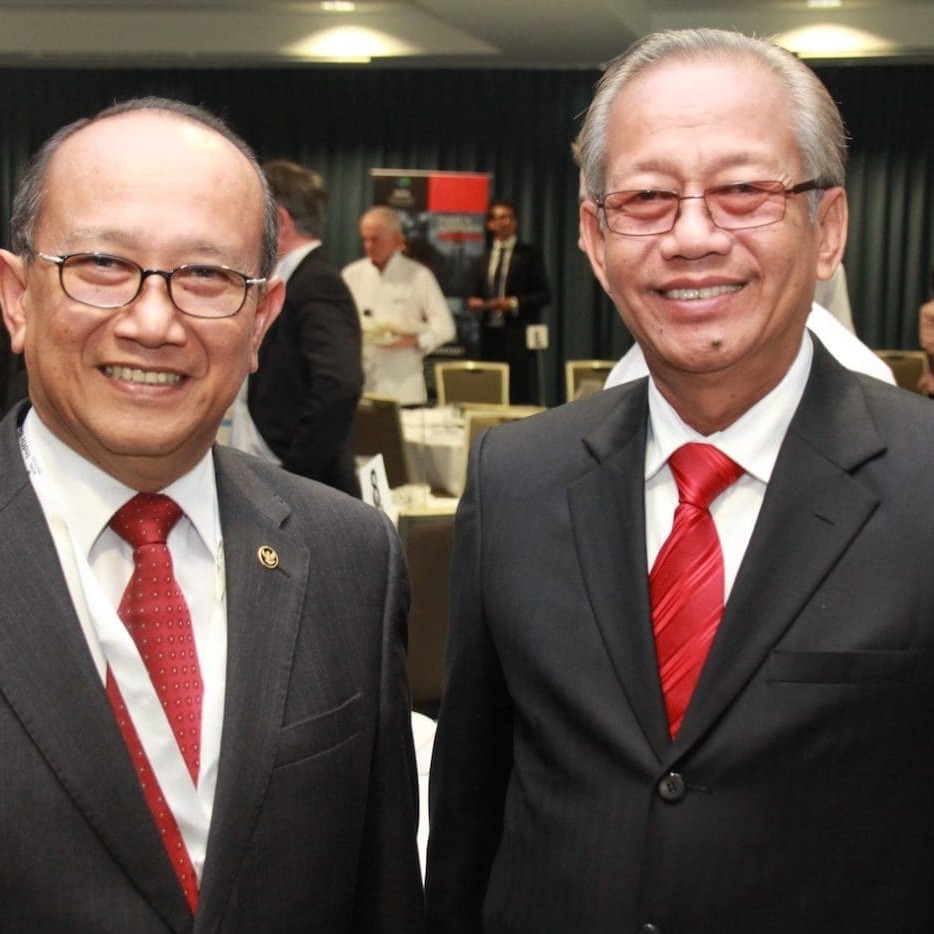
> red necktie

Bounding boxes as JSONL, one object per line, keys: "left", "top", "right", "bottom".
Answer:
{"left": 106, "top": 492, "right": 203, "bottom": 911}
{"left": 650, "top": 444, "right": 743, "bottom": 739}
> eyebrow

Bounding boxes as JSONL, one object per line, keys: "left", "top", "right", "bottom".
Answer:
{"left": 60, "top": 229, "right": 235, "bottom": 262}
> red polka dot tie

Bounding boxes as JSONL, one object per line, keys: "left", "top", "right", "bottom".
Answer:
{"left": 650, "top": 444, "right": 743, "bottom": 739}
{"left": 106, "top": 492, "right": 202, "bottom": 912}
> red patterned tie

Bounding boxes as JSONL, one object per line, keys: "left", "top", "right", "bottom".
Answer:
{"left": 650, "top": 444, "right": 743, "bottom": 739}
{"left": 106, "top": 492, "right": 202, "bottom": 911}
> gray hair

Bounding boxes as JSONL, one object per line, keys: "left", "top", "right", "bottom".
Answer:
{"left": 10, "top": 96, "right": 279, "bottom": 278}
{"left": 575, "top": 28, "right": 847, "bottom": 212}
{"left": 263, "top": 159, "right": 328, "bottom": 239}
{"left": 361, "top": 205, "right": 403, "bottom": 235}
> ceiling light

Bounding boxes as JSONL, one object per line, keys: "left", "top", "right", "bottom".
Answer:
{"left": 806, "top": 0, "right": 842, "bottom": 8}
{"left": 321, "top": 1, "right": 355, "bottom": 11}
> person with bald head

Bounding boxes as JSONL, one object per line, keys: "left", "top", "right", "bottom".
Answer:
{"left": 428, "top": 29, "right": 934, "bottom": 932}
{"left": 343, "top": 205, "right": 455, "bottom": 405}
{"left": 0, "top": 98, "right": 423, "bottom": 931}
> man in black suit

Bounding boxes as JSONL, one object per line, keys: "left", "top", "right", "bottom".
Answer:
{"left": 427, "top": 28, "right": 934, "bottom": 932}
{"left": 467, "top": 199, "right": 550, "bottom": 404}
{"left": 247, "top": 159, "right": 363, "bottom": 497}
{"left": 0, "top": 97, "right": 423, "bottom": 931}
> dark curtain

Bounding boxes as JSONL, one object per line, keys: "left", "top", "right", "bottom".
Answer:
{"left": 1, "top": 62, "right": 931, "bottom": 406}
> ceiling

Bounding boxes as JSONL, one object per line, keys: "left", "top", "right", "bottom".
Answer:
{"left": 0, "top": 0, "right": 932, "bottom": 68}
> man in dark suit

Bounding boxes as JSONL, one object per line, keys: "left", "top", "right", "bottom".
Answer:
{"left": 427, "top": 28, "right": 934, "bottom": 932}
{"left": 247, "top": 159, "right": 364, "bottom": 497}
{"left": 466, "top": 199, "right": 550, "bottom": 404}
{"left": 0, "top": 97, "right": 423, "bottom": 931}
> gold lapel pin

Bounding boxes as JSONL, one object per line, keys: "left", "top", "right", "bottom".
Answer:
{"left": 257, "top": 545, "right": 279, "bottom": 569}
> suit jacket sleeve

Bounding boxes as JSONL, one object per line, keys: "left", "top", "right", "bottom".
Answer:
{"left": 508, "top": 243, "right": 551, "bottom": 322}
{"left": 280, "top": 265, "right": 363, "bottom": 477}
{"left": 425, "top": 433, "right": 514, "bottom": 930}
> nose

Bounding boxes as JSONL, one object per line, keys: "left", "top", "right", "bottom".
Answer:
{"left": 660, "top": 194, "right": 731, "bottom": 260}
{"left": 112, "top": 273, "right": 188, "bottom": 346}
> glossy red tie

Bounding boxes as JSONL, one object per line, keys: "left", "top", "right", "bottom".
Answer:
{"left": 650, "top": 444, "right": 743, "bottom": 739}
{"left": 106, "top": 492, "right": 202, "bottom": 911}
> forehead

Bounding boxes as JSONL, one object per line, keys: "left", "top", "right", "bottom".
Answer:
{"left": 40, "top": 111, "right": 265, "bottom": 255}
{"left": 490, "top": 206, "right": 515, "bottom": 219}
{"left": 605, "top": 56, "right": 799, "bottom": 178}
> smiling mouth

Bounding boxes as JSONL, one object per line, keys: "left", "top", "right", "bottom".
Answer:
{"left": 102, "top": 365, "right": 182, "bottom": 386}
{"left": 661, "top": 284, "right": 744, "bottom": 301}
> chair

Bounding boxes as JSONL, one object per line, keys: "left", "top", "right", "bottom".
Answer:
{"left": 565, "top": 359, "right": 617, "bottom": 402}
{"left": 463, "top": 404, "right": 547, "bottom": 447}
{"left": 874, "top": 350, "right": 926, "bottom": 394}
{"left": 398, "top": 511, "right": 456, "bottom": 716}
{"left": 352, "top": 394, "right": 415, "bottom": 488}
{"left": 434, "top": 361, "right": 509, "bottom": 407}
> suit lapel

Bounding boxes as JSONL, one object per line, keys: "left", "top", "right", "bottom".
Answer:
{"left": 196, "top": 447, "right": 310, "bottom": 927}
{"left": 0, "top": 405, "right": 192, "bottom": 930}
{"left": 568, "top": 383, "right": 672, "bottom": 759}
{"left": 672, "top": 345, "right": 886, "bottom": 755}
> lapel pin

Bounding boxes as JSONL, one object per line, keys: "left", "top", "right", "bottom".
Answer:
{"left": 257, "top": 545, "right": 279, "bottom": 569}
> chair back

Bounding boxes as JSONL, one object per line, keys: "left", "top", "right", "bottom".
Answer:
{"left": 435, "top": 361, "right": 509, "bottom": 406}
{"left": 398, "top": 511, "right": 456, "bottom": 715}
{"left": 874, "top": 349, "right": 926, "bottom": 393}
{"left": 463, "top": 404, "right": 547, "bottom": 447}
{"left": 564, "top": 359, "right": 617, "bottom": 401}
{"left": 352, "top": 394, "right": 414, "bottom": 488}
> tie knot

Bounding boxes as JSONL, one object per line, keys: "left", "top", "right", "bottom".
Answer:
{"left": 111, "top": 492, "right": 183, "bottom": 548}
{"left": 668, "top": 443, "right": 742, "bottom": 509}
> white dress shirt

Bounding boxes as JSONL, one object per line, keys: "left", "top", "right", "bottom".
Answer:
{"left": 342, "top": 250, "right": 456, "bottom": 404}
{"left": 487, "top": 235, "right": 516, "bottom": 297}
{"left": 19, "top": 408, "right": 226, "bottom": 880}
{"left": 645, "top": 333, "right": 812, "bottom": 601}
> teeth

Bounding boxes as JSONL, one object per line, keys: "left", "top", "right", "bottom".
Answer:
{"left": 103, "top": 365, "right": 182, "bottom": 385}
{"left": 664, "top": 284, "right": 743, "bottom": 301}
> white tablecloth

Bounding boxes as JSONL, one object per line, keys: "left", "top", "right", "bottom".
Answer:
{"left": 400, "top": 406, "right": 467, "bottom": 497}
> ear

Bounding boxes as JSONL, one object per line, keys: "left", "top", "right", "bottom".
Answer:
{"left": 248, "top": 276, "right": 285, "bottom": 372}
{"left": 814, "top": 187, "right": 848, "bottom": 282}
{"left": 0, "top": 249, "right": 29, "bottom": 353}
{"left": 579, "top": 200, "right": 611, "bottom": 294}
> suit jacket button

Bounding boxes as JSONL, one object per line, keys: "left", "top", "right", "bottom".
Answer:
{"left": 657, "top": 771, "right": 687, "bottom": 803}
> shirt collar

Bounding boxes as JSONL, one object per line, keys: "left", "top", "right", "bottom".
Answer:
{"left": 494, "top": 236, "right": 517, "bottom": 251}
{"left": 645, "top": 330, "right": 813, "bottom": 485}
{"left": 274, "top": 240, "right": 321, "bottom": 283}
{"left": 22, "top": 407, "right": 220, "bottom": 559}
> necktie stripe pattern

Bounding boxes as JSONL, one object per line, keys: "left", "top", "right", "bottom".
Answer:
{"left": 107, "top": 492, "right": 203, "bottom": 910}
{"left": 650, "top": 444, "right": 743, "bottom": 738}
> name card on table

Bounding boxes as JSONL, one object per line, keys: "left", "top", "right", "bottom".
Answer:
{"left": 357, "top": 454, "right": 396, "bottom": 523}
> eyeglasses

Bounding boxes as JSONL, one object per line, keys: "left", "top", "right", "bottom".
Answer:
{"left": 595, "top": 179, "right": 830, "bottom": 237}
{"left": 35, "top": 251, "right": 266, "bottom": 319}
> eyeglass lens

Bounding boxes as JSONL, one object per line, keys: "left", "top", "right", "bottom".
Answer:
{"left": 58, "top": 253, "right": 248, "bottom": 317}
{"left": 602, "top": 181, "right": 796, "bottom": 235}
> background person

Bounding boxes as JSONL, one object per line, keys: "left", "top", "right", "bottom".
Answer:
{"left": 466, "top": 198, "right": 551, "bottom": 404}
{"left": 245, "top": 158, "right": 364, "bottom": 497}
{"left": 0, "top": 97, "right": 423, "bottom": 931}
{"left": 343, "top": 205, "right": 455, "bottom": 405}
{"left": 427, "top": 28, "right": 934, "bottom": 932}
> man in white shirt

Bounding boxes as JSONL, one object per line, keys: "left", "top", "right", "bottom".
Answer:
{"left": 0, "top": 97, "right": 423, "bottom": 930}
{"left": 428, "top": 28, "right": 934, "bottom": 932}
{"left": 343, "top": 205, "right": 456, "bottom": 405}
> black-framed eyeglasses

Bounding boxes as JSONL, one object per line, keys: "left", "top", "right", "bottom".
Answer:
{"left": 35, "top": 251, "right": 266, "bottom": 319}
{"left": 595, "top": 179, "right": 831, "bottom": 237}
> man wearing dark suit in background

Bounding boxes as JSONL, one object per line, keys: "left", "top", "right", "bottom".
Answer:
{"left": 427, "top": 28, "right": 934, "bottom": 932}
{"left": 247, "top": 158, "right": 364, "bottom": 497}
{"left": 0, "top": 97, "right": 423, "bottom": 931}
{"left": 467, "top": 199, "right": 550, "bottom": 404}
